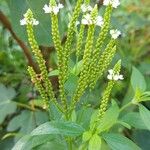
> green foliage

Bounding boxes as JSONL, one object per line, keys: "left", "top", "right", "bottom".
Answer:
{"left": 139, "top": 104, "right": 150, "bottom": 131}
{"left": 0, "top": 84, "right": 16, "bottom": 124}
{"left": 103, "top": 133, "right": 141, "bottom": 150}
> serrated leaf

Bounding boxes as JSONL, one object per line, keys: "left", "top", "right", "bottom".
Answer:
{"left": 139, "top": 104, "right": 150, "bottom": 130}
{"left": 103, "top": 133, "right": 141, "bottom": 150}
{"left": 131, "top": 66, "right": 146, "bottom": 92}
{"left": 120, "top": 112, "right": 147, "bottom": 130}
{"left": 0, "top": 84, "right": 16, "bottom": 123}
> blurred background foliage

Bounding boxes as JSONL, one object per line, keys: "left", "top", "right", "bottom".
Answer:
{"left": 0, "top": 0, "right": 150, "bottom": 149}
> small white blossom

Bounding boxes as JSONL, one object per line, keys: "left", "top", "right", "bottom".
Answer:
{"left": 81, "top": 14, "right": 93, "bottom": 25}
{"left": 110, "top": 29, "right": 121, "bottom": 39}
{"left": 20, "top": 17, "right": 39, "bottom": 26}
{"left": 107, "top": 69, "right": 124, "bottom": 81}
{"left": 43, "top": 3, "right": 64, "bottom": 15}
{"left": 103, "top": 0, "right": 120, "bottom": 8}
{"left": 95, "top": 16, "right": 104, "bottom": 27}
{"left": 20, "top": 18, "right": 27, "bottom": 25}
{"left": 81, "top": 4, "right": 92, "bottom": 13}
{"left": 81, "top": 14, "right": 103, "bottom": 27}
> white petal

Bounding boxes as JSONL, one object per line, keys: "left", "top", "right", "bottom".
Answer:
{"left": 76, "top": 21, "right": 80, "bottom": 26}
{"left": 53, "top": 6, "right": 59, "bottom": 15}
{"left": 110, "top": 29, "right": 121, "bottom": 39}
{"left": 20, "top": 18, "right": 27, "bottom": 25}
{"left": 112, "top": 0, "right": 120, "bottom": 8}
{"left": 43, "top": 4, "right": 52, "bottom": 13}
{"left": 81, "top": 19, "right": 88, "bottom": 25}
{"left": 33, "top": 19, "right": 39, "bottom": 25}
{"left": 118, "top": 74, "right": 124, "bottom": 80}
{"left": 81, "top": 4, "right": 87, "bottom": 12}
{"left": 87, "top": 5, "right": 92, "bottom": 11}
{"left": 113, "top": 75, "right": 119, "bottom": 81}
{"left": 108, "top": 69, "right": 114, "bottom": 75}
{"left": 103, "top": 0, "right": 110, "bottom": 6}
{"left": 58, "top": 3, "right": 64, "bottom": 9}
{"left": 96, "top": 16, "right": 104, "bottom": 27}
{"left": 84, "top": 14, "right": 91, "bottom": 20}
{"left": 107, "top": 74, "right": 113, "bottom": 80}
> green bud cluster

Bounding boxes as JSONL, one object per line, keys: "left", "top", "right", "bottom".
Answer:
{"left": 90, "top": 39, "right": 116, "bottom": 88}
{"left": 89, "top": 5, "right": 112, "bottom": 88}
{"left": 63, "top": 0, "right": 82, "bottom": 80}
{"left": 28, "top": 66, "right": 49, "bottom": 109}
{"left": 76, "top": 24, "right": 85, "bottom": 59}
{"left": 50, "top": 0, "right": 68, "bottom": 113}
{"left": 70, "top": 5, "right": 98, "bottom": 112}
{"left": 25, "top": 9, "right": 63, "bottom": 113}
{"left": 98, "top": 60, "right": 121, "bottom": 118}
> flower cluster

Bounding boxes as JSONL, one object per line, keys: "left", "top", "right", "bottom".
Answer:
{"left": 43, "top": 3, "right": 64, "bottom": 15}
{"left": 110, "top": 29, "right": 121, "bottom": 39}
{"left": 81, "top": 14, "right": 104, "bottom": 27}
{"left": 103, "top": 0, "right": 120, "bottom": 8}
{"left": 107, "top": 69, "right": 124, "bottom": 81}
{"left": 20, "top": 15, "right": 39, "bottom": 26}
{"left": 81, "top": 4, "right": 92, "bottom": 13}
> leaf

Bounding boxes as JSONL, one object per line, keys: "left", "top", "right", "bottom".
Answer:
{"left": 71, "top": 60, "right": 83, "bottom": 75}
{"left": 0, "top": 84, "right": 16, "bottom": 123}
{"left": 12, "top": 121, "right": 84, "bottom": 150}
{"left": 31, "top": 121, "right": 85, "bottom": 137}
{"left": 139, "top": 104, "right": 150, "bottom": 130}
{"left": 64, "top": 74, "right": 78, "bottom": 96}
{"left": 7, "top": 110, "right": 48, "bottom": 135}
{"left": 116, "top": 121, "right": 131, "bottom": 129}
{"left": 131, "top": 66, "right": 146, "bottom": 92}
{"left": 97, "top": 103, "right": 119, "bottom": 133}
{"left": 88, "top": 134, "right": 101, "bottom": 150}
{"left": 12, "top": 135, "right": 56, "bottom": 150}
{"left": 103, "top": 133, "right": 141, "bottom": 150}
{"left": 120, "top": 112, "right": 147, "bottom": 130}
{"left": 6, "top": 0, "right": 69, "bottom": 46}
{"left": 48, "top": 70, "right": 59, "bottom": 77}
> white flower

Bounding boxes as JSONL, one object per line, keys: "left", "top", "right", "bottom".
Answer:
{"left": 81, "top": 14, "right": 104, "bottom": 27}
{"left": 43, "top": 3, "right": 64, "bottom": 15}
{"left": 107, "top": 69, "right": 124, "bottom": 81}
{"left": 81, "top": 4, "right": 92, "bottom": 13}
{"left": 95, "top": 16, "right": 104, "bottom": 27}
{"left": 20, "top": 17, "right": 39, "bottom": 26}
{"left": 81, "top": 14, "right": 93, "bottom": 25}
{"left": 43, "top": 4, "right": 52, "bottom": 13}
{"left": 103, "top": 0, "right": 120, "bottom": 8}
{"left": 20, "top": 18, "right": 27, "bottom": 25}
{"left": 110, "top": 29, "right": 121, "bottom": 39}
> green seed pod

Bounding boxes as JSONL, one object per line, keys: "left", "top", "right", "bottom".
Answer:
{"left": 98, "top": 60, "right": 122, "bottom": 119}
{"left": 89, "top": 39, "right": 116, "bottom": 89}
{"left": 89, "top": 5, "right": 112, "bottom": 87}
{"left": 28, "top": 66, "right": 49, "bottom": 109}
{"left": 63, "top": 0, "right": 83, "bottom": 81}
{"left": 24, "top": 9, "right": 62, "bottom": 112}
{"left": 70, "top": 5, "right": 98, "bottom": 112}
{"left": 50, "top": 1, "right": 68, "bottom": 113}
